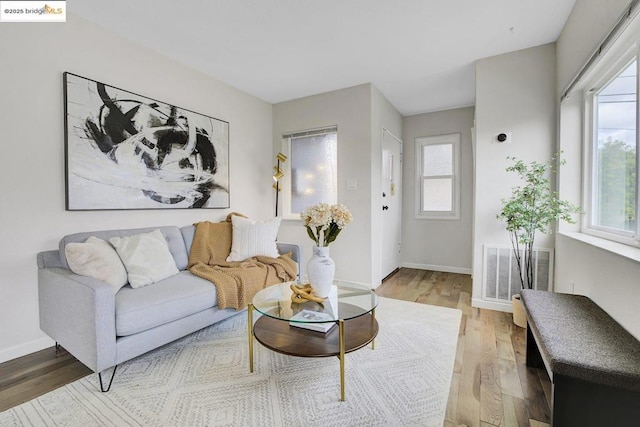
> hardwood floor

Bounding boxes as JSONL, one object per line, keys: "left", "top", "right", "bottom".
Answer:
{"left": 377, "top": 268, "right": 551, "bottom": 427}
{"left": 0, "top": 268, "right": 551, "bottom": 426}
{"left": 0, "top": 345, "right": 91, "bottom": 412}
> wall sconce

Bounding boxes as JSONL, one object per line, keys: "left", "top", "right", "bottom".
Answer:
{"left": 273, "top": 152, "right": 287, "bottom": 216}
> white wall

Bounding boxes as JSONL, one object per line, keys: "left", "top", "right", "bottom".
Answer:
{"left": 0, "top": 15, "right": 274, "bottom": 363}
{"left": 273, "top": 84, "right": 401, "bottom": 287}
{"left": 273, "top": 84, "right": 373, "bottom": 285}
{"left": 555, "top": 0, "right": 640, "bottom": 339}
{"left": 556, "top": 0, "right": 630, "bottom": 94}
{"left": 555, "top": 235, "right": 640, "bottom": 338}
{"left": 401, "top": 107, "right": 474, "bottom": 273}
{"left": 473, "top": 44, "right": 557, "bottom": 310}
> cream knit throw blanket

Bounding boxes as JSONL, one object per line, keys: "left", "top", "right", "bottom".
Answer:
{"left": 188, "top": 218, "right": 297, "bottom": 310}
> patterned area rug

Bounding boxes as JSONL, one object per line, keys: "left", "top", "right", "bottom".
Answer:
{"left": 1, "top": 297, "right": 461, "bottom": 426}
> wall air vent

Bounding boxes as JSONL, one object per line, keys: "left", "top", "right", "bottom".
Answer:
{"left": 483, "top": 245, "right": 553, "bottom": 302}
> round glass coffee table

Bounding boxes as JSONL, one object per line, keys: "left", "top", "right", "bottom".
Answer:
{"left": 248, "top": 280, "right": 379, "bottom": 401}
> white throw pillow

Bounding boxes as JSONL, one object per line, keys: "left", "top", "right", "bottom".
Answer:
{"left": 65, "top": 236, "right": 128, "bottom": 293}
{"left": 109, "top": 229, "right": 179, "bottom": 288}
{"left": 226, "top": 216, "right": 281, "bottom": 262}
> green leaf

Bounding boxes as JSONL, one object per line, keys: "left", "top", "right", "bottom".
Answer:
{"left": 497, "top": 153, "right": 581, "bottom": 289}
{"left": 306, "top": 226, "right": 318, "bottom": 244}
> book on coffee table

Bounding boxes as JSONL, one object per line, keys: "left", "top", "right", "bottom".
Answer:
{"left": 289, "top": 309, "right": 336, "bottom": 333}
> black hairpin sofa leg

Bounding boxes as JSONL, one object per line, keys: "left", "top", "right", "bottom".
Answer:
{"left": 98, "top": 365, "right": 117, "bottom": 392}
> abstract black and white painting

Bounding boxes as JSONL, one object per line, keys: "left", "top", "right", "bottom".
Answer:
{"left": 64, "top": 73, "right": 229, "bottom": 210}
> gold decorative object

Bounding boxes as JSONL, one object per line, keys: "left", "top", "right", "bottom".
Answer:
{"left": 290, "top": 283, "right": 326, "bottom": 303}
{"left": 272, "top": 167, "right": 284, "bottom": 181}
{"left": 273, "top": 152, "right": 287, "bottom": 216}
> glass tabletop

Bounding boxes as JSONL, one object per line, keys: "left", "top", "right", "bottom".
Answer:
{"left": 252, "top": 280, "right": 378, "bottom": 323}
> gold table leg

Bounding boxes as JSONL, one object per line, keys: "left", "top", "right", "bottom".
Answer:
{"left": 248, "top": 304, "right": 254, "bottom": 373}
{"left": 371, "top": 308, "right": 376, "bottom": 350}
{"left": 339, "top": 319, "right": 345, "bottom": 401}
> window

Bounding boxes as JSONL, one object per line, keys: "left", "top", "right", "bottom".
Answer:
{"left": 282, "top": 127, "right": 337, "bottom": 218}
{"left": 415, "top": 133, "right": 460, "bottom": 219}
{"left": 585, "top": 53, "right": 639, "bottom": 245}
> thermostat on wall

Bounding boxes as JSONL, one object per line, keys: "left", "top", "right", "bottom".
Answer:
{"left": 494, "top": 132, "right": 512, "bottom": 144}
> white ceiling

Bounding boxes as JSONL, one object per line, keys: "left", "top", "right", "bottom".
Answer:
{"left": 70, "top": 0, "right": 576, "bottom": 116}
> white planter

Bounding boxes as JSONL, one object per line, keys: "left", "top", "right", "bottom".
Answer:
{"left": 512, "top": 294, "right": 527, "bottom": 328}
{"left": 307, "top": 246, "right": 335, "bottom": 298}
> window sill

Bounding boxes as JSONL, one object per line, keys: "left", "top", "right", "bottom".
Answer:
{"left": 558, "top": 231, "right": 640, "bottom": 263}
{"left": 415, "top": 212, "right": 460, "bottom": 221}
{"left": 415, "top": 216, "right": 461, "bottom": 221}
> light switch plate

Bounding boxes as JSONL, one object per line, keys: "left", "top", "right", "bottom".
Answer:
{"left": 347, "top": 179, "right": 358, "bottom": 191}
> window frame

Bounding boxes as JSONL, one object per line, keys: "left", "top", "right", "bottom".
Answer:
{"left": 582, "top": 46, "right": 640, "bottom": 247}
{"left": 414, "top": 133, "right": 461, "bottom": 220}
{"left": 280, "top": 126, "right": 338, "bottom": 220}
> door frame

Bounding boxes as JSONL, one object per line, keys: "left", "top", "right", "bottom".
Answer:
{"left": 380, "top": 127, "right": 403, "bottom": 281}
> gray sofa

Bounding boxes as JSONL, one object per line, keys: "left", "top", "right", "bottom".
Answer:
{"left": 37, "top": 225, "right": 300, "bottom": 391}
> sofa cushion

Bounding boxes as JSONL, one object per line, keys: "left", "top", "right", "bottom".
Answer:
{"left": 59, "top": 226, "right": 189, "bottom": 271}
{"left": 115, "top": 271, "right": 218, "bottom": 336}
{"left": 227, "top": 216, "right": 281, "bottom": 261}
{"left": 110, "top": 229, "right": 179, "bottom": 288}
{"left": 181, "top": 225, "right": 196, "bottom": 254}
{"left": 64, "top": 236, "right": 128, "bottom": 292}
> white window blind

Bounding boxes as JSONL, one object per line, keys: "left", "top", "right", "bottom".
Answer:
{"left": 282, "top": 126, "right": 337, "bottom": 218}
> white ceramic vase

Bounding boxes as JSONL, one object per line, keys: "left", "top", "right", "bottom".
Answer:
{"left": 307, "top": 246, "right": 335, "bottom": 298}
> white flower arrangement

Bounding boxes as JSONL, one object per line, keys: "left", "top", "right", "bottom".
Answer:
{"left": 301, "top": 203, "right": 353, "bottom": 247}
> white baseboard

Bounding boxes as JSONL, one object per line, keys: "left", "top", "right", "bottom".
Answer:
{"left": 0, "top": 336, "right": 54, "bottom": 364}
{"left": 471, "top": 297, "right": 512, "bottom": 312}
{"left": 401, "top": 262, "right": 472, "bottom": 275}
{"left": 335, "top": 277, "right": 380, "bottom": 290}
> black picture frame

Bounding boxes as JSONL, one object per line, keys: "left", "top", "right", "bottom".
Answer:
{"left": 63, "top": 72, "right": 230, "bottom": 210}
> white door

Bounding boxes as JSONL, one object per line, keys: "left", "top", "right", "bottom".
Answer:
{"left": 381, "top": 130, "right": 403, "bottom": 279}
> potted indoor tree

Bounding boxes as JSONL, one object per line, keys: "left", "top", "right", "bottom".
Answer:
{"left": 497, "top": 154, "right": 580, "bottom": 327}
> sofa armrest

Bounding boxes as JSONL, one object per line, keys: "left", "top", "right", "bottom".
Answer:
{"left": 37, "top": 250, "right": 63, "bottom": 269}
{"left": 38, "top": 267, "right": 117, "bottom": 372}
{"left": 277, "top": 242, "right": 302, "bottom": 281}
